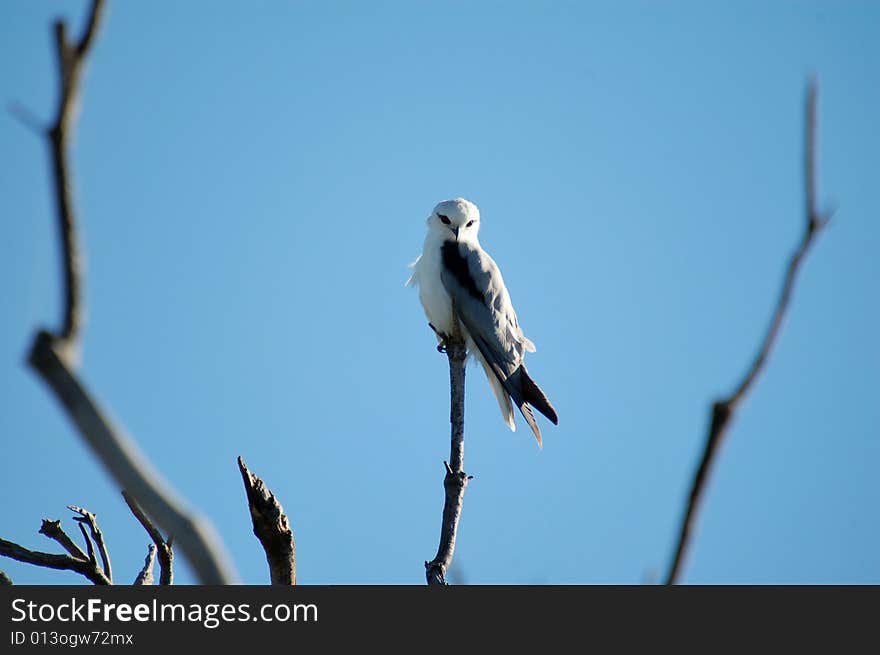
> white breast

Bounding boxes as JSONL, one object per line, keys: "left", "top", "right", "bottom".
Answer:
{"left": 411, "top": 235, "right": 455, "bottom": 336}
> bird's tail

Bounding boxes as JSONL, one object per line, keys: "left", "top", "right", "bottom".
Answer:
{"left": 506, "top": 364, "right": 558, "bottom": 448}
{"left": 474, "top": 351, "right": 516, "bottom": 431}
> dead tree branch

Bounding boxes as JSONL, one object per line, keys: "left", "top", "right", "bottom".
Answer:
{"left": 76, "top": 522, "right": 97, "bottom": 567}
{"left": 69, "top": 505, "right": 112, "bottom": 582}
{"left": 24, "top": 0, "right": 236, "bottom": 584}
{"left": 237, "top": 457, "right": 296, "bottom": 585}
{"left": 665, "top": 80, "right": 832, "bottom": 584}
{"left": 133, "top": 544, "right": 157, "bottom": 585}
{"left": 0, "top": 523, "right": 111, "bottom": 586}
{"left": 426, "top": 309, "right": 472, "bottom": 585}
{"left": 39, "top": 518, "right": 88, "bottom": 561}
{"left": 123, "top": 491, "right": 174, "bottom": 585}
{"left": 46, "top": 0, "right": 106, "bottom": 354}
{"left": 1, "top": 499, "right": 177, "bottom": 585}
{"left": 3, "top": 507, "right": 112, "bottom": 584}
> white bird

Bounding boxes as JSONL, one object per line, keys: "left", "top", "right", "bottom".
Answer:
{"left": 408, "top": 198, "right": 558, "bottom": 446}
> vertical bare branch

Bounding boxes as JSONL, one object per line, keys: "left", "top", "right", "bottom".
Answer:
{"left": 25, "top": 0, "right": 237, "bottom": 586}
{"left": 237, "top": 457, "right": 296, "bottom": 585}
{"left": 133, "top": 544, "right": 157, "bottom": 585}
{"left": 426, "top": 309, "right": 472, "bottom": 585}
{"left": 122, "top": 491, "right": 174, "bottom": 585}
{"left": 45, "top": 0, "right": 105, "bottom": 352}
{"left": 69, "top": 505, "right": 112, "bottom": 582}
{"left": 76, "top": 522, "right": 97, "bottom": 566}
{"left": 665, "top": 80, "right": 832, "bottom": 584}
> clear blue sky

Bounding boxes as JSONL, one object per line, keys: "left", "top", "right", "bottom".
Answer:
{"left": 1, "top": 1, "right": 878, "bottom": 585}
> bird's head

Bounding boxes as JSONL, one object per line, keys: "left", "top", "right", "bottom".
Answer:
{"left": 427, "top": 197, "right": 480, "bottom": 242}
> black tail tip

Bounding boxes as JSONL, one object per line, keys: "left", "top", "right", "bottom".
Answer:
{"left": 519, "top": 367, "right": 558, "bottom": 426}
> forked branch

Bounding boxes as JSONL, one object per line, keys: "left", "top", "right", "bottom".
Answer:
{"left": 1, "top": 507, "right": 112, "bottom": 585}
{"left": 69, "top": 505, "right": 112, "bottom": 582}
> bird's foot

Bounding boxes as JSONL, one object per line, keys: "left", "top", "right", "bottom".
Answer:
{"left": 429, "top": 323, "right": 449, "bottom": 353}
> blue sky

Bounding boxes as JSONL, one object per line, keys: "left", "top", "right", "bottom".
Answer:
{"left": 1, "top": 1, "right": 878, "bottom": 585}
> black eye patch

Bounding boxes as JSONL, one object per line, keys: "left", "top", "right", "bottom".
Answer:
{"left": 466, "top": 220, "right": 474, "bottom": 227}
{"left": 438, "top": 214, "right": 451, "bottom": 225}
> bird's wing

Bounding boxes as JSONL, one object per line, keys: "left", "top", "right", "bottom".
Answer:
{"left": 439, "top": 240, "right": 527, "bottom": 379}
{"left": 440, "top": 240, "right": 557, "bottom": 445}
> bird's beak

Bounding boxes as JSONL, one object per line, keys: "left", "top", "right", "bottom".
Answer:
{"left": 451, "top": 226, "right": 460, "bottom": 240}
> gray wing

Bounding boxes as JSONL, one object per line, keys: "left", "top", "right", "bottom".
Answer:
{"left": 440, "top": 241, "right": 527, "bottom": 374}
{"left": 440, "top": 240, "right": 557, "bottom": 440}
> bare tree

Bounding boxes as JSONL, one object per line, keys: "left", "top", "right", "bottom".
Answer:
{"left": 3, "top": 1, "right": 837, "bottom": 588}
{"left": 19, "top": 0, "right": 236, "bottom": 585}
{"left": 1, "top": 0, "right": 297, "bottom": 588}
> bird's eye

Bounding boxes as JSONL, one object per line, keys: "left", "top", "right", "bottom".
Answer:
{"left": 466, "top": 220, "right": 474, "bottom": 227}
{"left": 438, "top": 214, "right": 451, "bottom": 225}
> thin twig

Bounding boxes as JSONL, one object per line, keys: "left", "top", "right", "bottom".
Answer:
{"left": 39, "top": 519, "right": 88, "bottom": 561}
{"left": 237, "top": 457, "right": 296, "bottom": 585}
{"left": 122, "top": 491, "right": 174, "bottom": 585}
{"left": 426, "top": 307, "right": 472, "bottom": 585}
{"left": 24, "top": 0, "right": 236, "bottom": 585}
{"left": 0, "top": 538, "right": 110, "bottom": 585}
{"left": 76, "top": 522, "right": 97, "bottom": 566}
{"left": 133, "top": 544, "right": 157, "bottom": 585}
{"left": 665, "top": 80, "right": 831, "bottom": 584}
{"left": 69, "top": 505, "right": 112, "bottom": 582}
{"left": 7, "top": 101, "right": 45, "bottom": 135}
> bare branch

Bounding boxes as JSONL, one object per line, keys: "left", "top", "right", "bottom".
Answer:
{"left": 426, "top": 308, "right": 472, "bottom": 585}
{"left": 43, "top": 0, "right": 105, "bottom": 352}
{"left": 75, "top": 0, "right": 107, "bottom": 58}
{"left": 237, "top": 457, "right": 296, "bottom": 585}
{"left": 133, "top": 544, "right": 157, "bottom": 585}
{"left": 76, "top": 522, "right": 97, "bottom": 566}
{"left": 69, "top": 505, "right": 112, "bottom": 582}
{"left": 24, "top": 0, "right": 236, "bottom": 585}
{"left": 122, "top": 491, "right": 174, "bottom": 585}
{"left": 0, "top": 538, "right": 110, "bottom": 585}
{"left": 665, "top": 80, "right": 832, "bottom": 584}
{"left": 39, "top": 519, "right": 87, "bottom": 561}
{"left": 7, "top": 101, "right": 45, "bottom": 135}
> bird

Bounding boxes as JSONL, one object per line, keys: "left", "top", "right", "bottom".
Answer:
{"left": 407, "top": 197, "right": 558, "bottom": 446}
